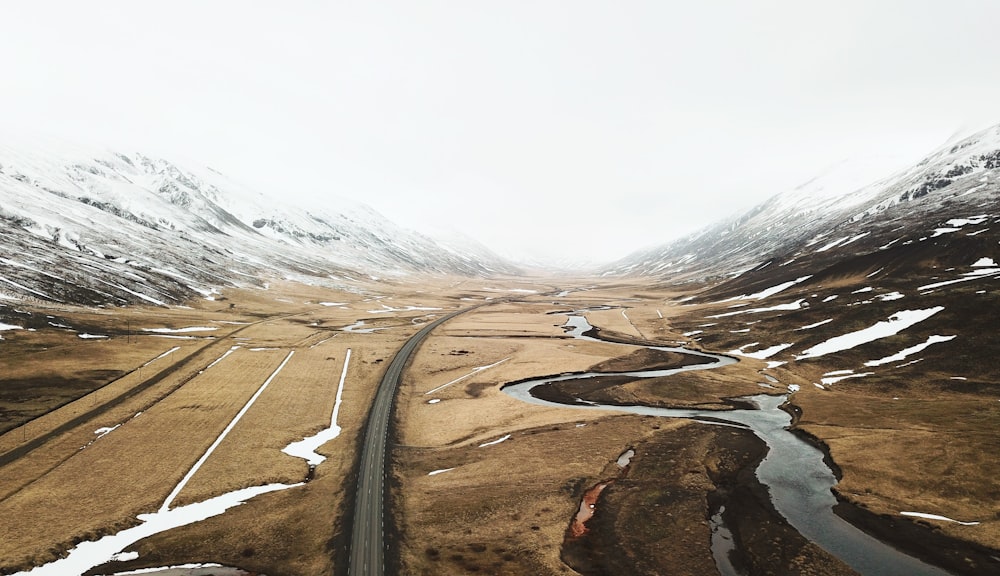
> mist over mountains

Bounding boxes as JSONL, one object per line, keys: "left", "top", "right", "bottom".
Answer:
{"left": 0, "top": 134, "right": 518, "bottom": 307}
{"left": 606, "top": 123, "right": 1000, "bottom": 287}
{"left": 1, "top": 123, "right": 998, "bottom": 309}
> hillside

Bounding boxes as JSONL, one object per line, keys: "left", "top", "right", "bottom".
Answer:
{"left": 0, "top": 134, "right": 517, "bottom": 308}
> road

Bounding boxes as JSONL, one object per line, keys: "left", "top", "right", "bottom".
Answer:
{"left": 347, "top": 306, "right": 473, "bottom": 576}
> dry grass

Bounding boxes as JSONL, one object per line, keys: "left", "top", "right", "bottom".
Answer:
{"left": 2, "top": 274, "right": 998, "bottom": 574}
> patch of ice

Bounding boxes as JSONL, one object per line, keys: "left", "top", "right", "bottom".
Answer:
{"left": 852, "top": 287, "right": 873, "bottom": 294}
{"left": 787, "top": 384, "right": 800, "bottom": 392}
{"left": 822, "top": 295, "right": 838, "bottom": 303}
{"left": 972, "top": 257, "right": 996, "bottom": 267}
{"left": 478, "top": 434, "right": 511, "bottom": 448}
{"left": 796, "top": 307, "right": 944, "bottom": 360}
{"left": 864, "top": 335, "right": 956, "bottom": 367}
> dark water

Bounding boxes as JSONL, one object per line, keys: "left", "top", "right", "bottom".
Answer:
{"left": 502, "top": 315, "right": 952, "bottom": 576}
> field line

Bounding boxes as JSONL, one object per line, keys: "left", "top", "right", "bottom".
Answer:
{"left": 160, "top": 350, "right": 295, "bottom": 512}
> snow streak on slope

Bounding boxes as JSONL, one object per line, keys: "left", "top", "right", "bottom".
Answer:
{"left": 0, "top": 132, "right": 516, "bottom": 305}
{"left": 605, "top": 124, "right": 1000, "bottom": 284}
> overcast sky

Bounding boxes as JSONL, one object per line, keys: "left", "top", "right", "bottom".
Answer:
{"left": 3, "top": 1, "right": 999, "bottom": 264}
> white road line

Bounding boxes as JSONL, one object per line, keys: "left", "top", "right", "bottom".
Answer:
{"left": 423, "top": 357, "right": 509, "bottom": 396}
{"left": 160, "top": 350, "right": 295, "bottom": 512}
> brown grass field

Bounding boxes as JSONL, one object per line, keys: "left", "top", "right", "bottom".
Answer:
{"left": 0, "top": 275, "right": 997, "bottom": 574}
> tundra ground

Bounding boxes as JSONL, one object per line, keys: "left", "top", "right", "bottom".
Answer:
{"left": 1, "top": 277, "right": 997, "bottom": 575}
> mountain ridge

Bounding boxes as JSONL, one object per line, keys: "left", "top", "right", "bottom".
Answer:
{"left": 0, "top": 135, "right": 518, "bottom": 307}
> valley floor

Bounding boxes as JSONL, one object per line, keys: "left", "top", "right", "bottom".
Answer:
{"left": 0, "top": 275, "right": 997, "bottom": 575}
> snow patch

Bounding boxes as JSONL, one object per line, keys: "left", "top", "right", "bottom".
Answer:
{"left": 797, "top": 319, "right": 833, "bottom": 330}
{"left": 718, "top": 275, "right": 812, "bottom": 302}
{"left": 729, "top": 343, "right": 794, "bottom": 359}
{"left": 479, "top": 434, "right": 511, "bottom": 448}
{"left": 796, "top": 308, "right": 944, "bottom": 360}
{"left": 900, "top": 511, "right": 980, "bottom": 526}
{"left": 820, "top": 372, "right": 874, "bottom": 385}
{"left": 877, "top": 292, "right": 904, "bottom": 301}
{"left": 864, "top": 335, "right": 957, "bottom": 367}
{"left": 142, "top": 326, "right": 217, "bottom": 333}
{"left": 282, "top": 349, "right": 351, "bottom": 466}
{"left": 707, "top": 299, "right": 806, "bottom": 318}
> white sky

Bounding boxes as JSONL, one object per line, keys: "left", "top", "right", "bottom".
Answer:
{"left": 3, "top": 1, "right": 1000, "bottom": 265}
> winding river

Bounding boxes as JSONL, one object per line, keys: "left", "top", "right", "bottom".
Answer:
{"left": 502, "top": 315, "right": 952, "bottom": 576}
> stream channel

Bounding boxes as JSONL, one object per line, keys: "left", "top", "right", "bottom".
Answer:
{"left": 502, "top": 315, "right": 953, "bottom": 576}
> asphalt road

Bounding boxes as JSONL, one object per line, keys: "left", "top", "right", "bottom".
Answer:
{"left": 346, "top": 306, "right": 473, "bottom": 576}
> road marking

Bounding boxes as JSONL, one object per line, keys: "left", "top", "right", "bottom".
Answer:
{"left": 160, "top": 350, "right": 295, "bottom": 512}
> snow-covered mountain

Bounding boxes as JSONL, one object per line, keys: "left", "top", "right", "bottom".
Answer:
{"left": 600, "top": 121, "right": 1000, "bottom": 390}
{"left": 605, "top": 123, "right": 1000, "bottom": 289}
{"left": 0, "top": 134, "right": 517, "bottom": 306}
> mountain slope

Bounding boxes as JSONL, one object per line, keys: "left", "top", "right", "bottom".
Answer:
{"left": 0, "top": 134, "right": 517, "bottom": 306}
{"left": 606, "top": 124, "right": 1000, "bottom": 288}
